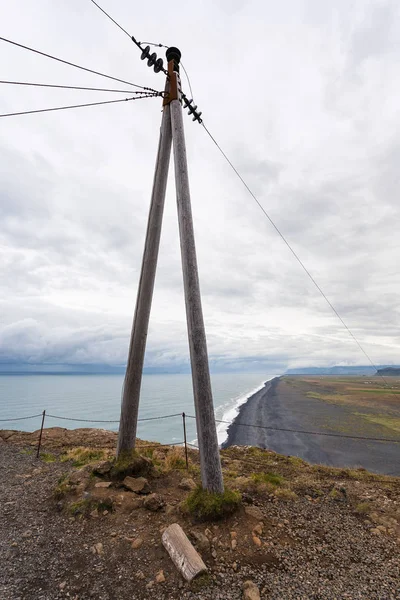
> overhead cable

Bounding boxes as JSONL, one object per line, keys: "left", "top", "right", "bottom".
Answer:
{"left": 0, "top": 36, "right": 159, "bottom": 93}
{"left": 0, "top": 80, "right": 149, "bottom": 94}
{"left": 0, "top": 93, "right": 158, "bottom": 119}
{"left": 201, "top": 122, "right": 388, "bottom": 386}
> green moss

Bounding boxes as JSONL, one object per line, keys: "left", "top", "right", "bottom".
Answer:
{"left": 355, "top": 502, "right": 371, "bottom": 514}
{"left": 183, "top": 486, "right": 241, "bottom": 521}
{"left": 41, "top": 452, "right": 57, "bottom": 463}
{"left": 250, "top": 472, "right": 284, "bottom": 486}
{"left": 68, "top": 498, "right": 113, "bottom": 516}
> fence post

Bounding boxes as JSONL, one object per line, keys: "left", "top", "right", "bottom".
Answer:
{"left": 36, "top": 410, "right": 46, "bottom": 459}
{"left": 182, "top": 412, "right": 189, "bottom": 471}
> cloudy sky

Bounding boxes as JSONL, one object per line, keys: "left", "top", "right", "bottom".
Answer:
{"left": 1, "top": 0, "right": 399, "bottom": 373}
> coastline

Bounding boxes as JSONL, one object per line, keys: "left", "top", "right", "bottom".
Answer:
{"left": 222, "top": 376, "right": 400, "bottom": 476}
{"left": 221, "top": 377, "right": 281, "bottom": 449}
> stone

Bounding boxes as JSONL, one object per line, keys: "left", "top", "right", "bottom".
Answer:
{"left": 253, "top": 523, "right": 263, "bottom": 536}
{"left": 155, "top": 570, "right": 165, "bottom": 583}
{"left": 68, "top": 467, "right": 91, "bottom": 487}
{"left": 136, "top": 571, "right": 145, "bottom": 580}
{"left": 94, "top": 542, "right": 103, "bottom": 555}
{"left": 111, "top": 455, "right": 153, "bottom": 479}
{"left": 59, "top": 581, "right": 67, "bottom": 590}
{"left": 131, "top": 537, "right": 144, "bottom": 550}
{"left": 123, "top": 476, "right": 150, "bottom": 494}
{"left": 95, "top": 481, "right": 112, "bottom": 488}
{"left": 165, "top": 504, "right": 176, "bottom": 516}
{"left": 93, "top": 461, "right": 113, "bottom": 476}
{"left": 230, "top": 531, "right": 237, "bottom": 539}
{"left": 90, "top": 509, "right": 99, "bottom": 518}
{"left": 191, "top": 530, "right": 210, "bottom": 551}
{"left": 231, "top": 539, "right": 237, "bottom": 550}
{"left": 144, "top": 493, "right": 164, "bottom": 512}
{"left": 245, "top": 506, "right": 264, "bottom": 521}
{"left": 114, "top": 492, "right": 143, "bottom": 513}
{"left": 146, "top": 581, "right": 154, "bottom": 590}
{"left": 252, "top": 536, "right": 262, "bottom": 548}
{"left": 371, "top": 528, "right": 381, "bottom": 535}
{"left": 243, "top": 580, "right": 260, "bottom": 600}
{"left": 377, "top": 525, "right": 387, "bottom": 533}
{"left": 178, "top": 478, "right": 197, "bottom": 491}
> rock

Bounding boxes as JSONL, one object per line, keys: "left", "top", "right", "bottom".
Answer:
{"left": 93, "top": 542, "right": 103, "bottom": 555}
{"left": 252, "top": 535, "right": 262, "bottom": 548}
{"left": 211, "top": 549, "right": 217, "bottom": 559}
{"left": 204, "top": 528, "right": 212, "bottom": 539}
{"left": 232, "top": 561, "right": 238, "bottom": 571}
{"left": 114, "top": 492, "right": 143, "bottom": 513}
{"left": 146, "top": 581, "right": 154, "bottom": 590}
{"left": 245, "top": 506, "right": 264, "bottom": 521}
{"left": 95, "top": 481, "right": 112, "bottom": 488}
{"left": 191, "top": 530, "right": 210, "bottom": 551}
{"left": 136, "top": 571, "right": 145, "bottom": 580}
{"left": 131, "top": 537, "right": 144, "bottom": 549}
{"left": 377, "top": 525, "right": 387, "bottom": 533}
{"left": 243, "top": 580, "right": 260, "bottom": 600}
{"left": 93, "top": 461, "right": 113, "bottom": 476}
{"left": 59, "top": 581, "right": 67, "bottom": 590}
{"left": 231, "top": 539, "right": 237, "bottom": 550}
{"left": 68, "top": 466, "right": 91, "bottom": 487}
{"left": 123, "top": 476, "right": 150, "bottom": 494}
{"left": 371, "top": 528, "right": 381, "bottom": 535}
{"left": 253, "top": 523, "right": 263, "bottom": 535}
{"left": 179, "top": 478, "right": 197, "bottom": 491}
{"left": 165, "top": 504, "right": 176, "bottom": 516}
{"left": 90, "top": 509, "right": 99, "bottom": 518}
{"left": 111, "top": 455, "right": 153, "bottom": 479}
{"left": 155, "top": 570, "right": 165, "bottom": 583}
{"left": 230, "top": 531, "right": 237, "bottom": 539}
{"left": 144, "top": 493, "right": 164, "bottom": 512}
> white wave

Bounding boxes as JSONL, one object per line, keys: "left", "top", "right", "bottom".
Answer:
{"left": 216, "top": 375, "right": 280, "bottom": 446}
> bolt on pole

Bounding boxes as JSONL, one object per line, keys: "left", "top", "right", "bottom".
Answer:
{"left": 167, "top": 47, "right": 224, "bottom": 493}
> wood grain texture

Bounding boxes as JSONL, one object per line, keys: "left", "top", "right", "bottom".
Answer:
{"left": 162, "top": 523, "right": 207, "bottom": 582}
{"left": 117, "top": 104, "right": 173, "bottom": 456}
{"left": 170, "top": 93, "right": 224, "bottom": 493}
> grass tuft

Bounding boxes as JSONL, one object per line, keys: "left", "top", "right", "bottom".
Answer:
{"left": 164, "top": 447, "right": 186, "bottom": 471}
{"left": 41, "top": 452, "right": 57, "bottom": 463}
{"left": 183, "top": 486, "right": 241, "bottom": 521}
{"left": 60, "top": 447, "right": 108, "bottom": 468}
{"left": 250, "top": 472, "right": 284, "bottom": 487}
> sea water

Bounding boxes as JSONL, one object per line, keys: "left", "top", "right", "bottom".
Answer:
{"left": 0, "top": 372, "right": 279, "bottom": 446}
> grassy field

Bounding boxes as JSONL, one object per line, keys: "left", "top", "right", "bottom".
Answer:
{"left": 283, "top": 375, "right": 400, "bottom": 439}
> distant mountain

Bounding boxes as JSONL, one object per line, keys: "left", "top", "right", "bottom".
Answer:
{"left": 285, "top": 366, "right": 377, "bottom": 375}
{"left": 377, "top": 367, "right": 400, "bottom": 376}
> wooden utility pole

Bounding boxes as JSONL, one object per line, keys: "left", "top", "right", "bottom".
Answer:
{"left": 167, "top": 47, "right": 224, "bottom": 493}
{"left": 117, "top": 101, "right": 172, "bottom": 456}
{"left": 117, "top": 45, "right": 224, "bottom": 494}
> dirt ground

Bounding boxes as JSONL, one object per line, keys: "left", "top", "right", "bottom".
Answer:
{"left": 1, "top": 427, "right": 400, "bottom": 599}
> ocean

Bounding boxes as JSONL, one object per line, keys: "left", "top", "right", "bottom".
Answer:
{"left": 0, "top": 372, "right": 279, "bottom": 446}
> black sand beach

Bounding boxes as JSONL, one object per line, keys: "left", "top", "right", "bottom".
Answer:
{"left": 223, "top": 377, "right": 400, "bottom": 476}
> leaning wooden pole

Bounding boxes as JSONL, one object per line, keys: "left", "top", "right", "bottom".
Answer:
{"left": 167, "top": 47, "right": 224, "bottom": 493}
{"left": 117, "top": 99, "right": 173, "bottom": 456}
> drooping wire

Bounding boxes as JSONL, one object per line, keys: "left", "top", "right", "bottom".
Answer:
{"left": 201, "top": 122, "right": 389, "bottom": 387}
{"left": 0, "top": 36, "right": 159, "bottom": 93}
{"left": 0, "top": 80, "right": 149, "bottom": 94}
{"left": 0, "top": 93, "right": 158, "bottom": 119}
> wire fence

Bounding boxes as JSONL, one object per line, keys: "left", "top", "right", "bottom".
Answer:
{"left": 2, "top": 409, "right": 400, "bottom": 469}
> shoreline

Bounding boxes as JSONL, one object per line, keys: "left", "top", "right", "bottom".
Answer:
{"left": 221, "top": 377, "right": 281, "bottom": 449}
{"left": 222, "top": 376, "right": 400, "bottom": 476}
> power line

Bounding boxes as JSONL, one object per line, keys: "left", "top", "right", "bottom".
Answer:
{"left": 0, "top": 93, "right": 158, "bottom": 119}
{"left": 0, "top": 36, "right": 159, "bottom": 93}
{"left": 0, "top": 80, "right": 149, "bottom": 94}
{"left": 201, "top": 122, "right": 388, "bottom": 386}
{"left": 89, "top": 0, "right": 131, "bottom": 38}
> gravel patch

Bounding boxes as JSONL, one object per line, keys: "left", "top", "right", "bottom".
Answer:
{"left": 1, "top": 442, "right": 399, "bottom": 599}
